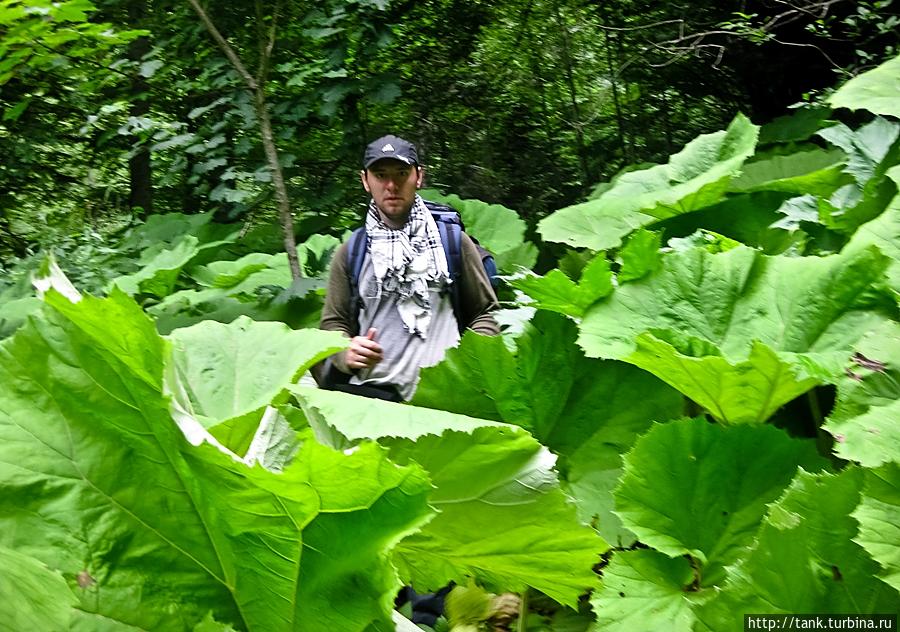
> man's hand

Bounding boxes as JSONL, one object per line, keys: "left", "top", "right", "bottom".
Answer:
{"left": 345, "top": 328, "right": 383, "bottom": 370}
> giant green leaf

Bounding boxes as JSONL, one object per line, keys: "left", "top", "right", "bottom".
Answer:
{"left": 617, "top": 229, "right": 662, "bottom": 282}
{"left": 627, "top": 334, "right": 819, "bottom": 424}
{"left": 190, "top": 252, "right": 277, "bottom": 288}
{"left": 844, "top": 169, "right": 900, "bottom": 292}
{"left": 510, "top": 254, "right": 613, "bottom": 318}
{"left": 614, "top": 419, "right": 824, "bottom": 587}
{"left": 695, "top": 469, "right": 899, "bottom": 628}
{"left": 188, "top": 231, "right": 336, "bottom": 290}
{"left": 0, "top": 289, "right": 432, "bottom": 631}
{"left": 419, "top": 189, "right": 538, "bottom": 273}
{"left": 297, "top": 233, "right": 341, "bottom": 276}
{"left": 823, "top": 321, "right": 900, "bottom": 467}
{"left": 758, "top": 106, "right": 833, "bottom": 145}
{"left": 826, "top": 400, "right": 900, "bottom": 468}
{"left": 149, "top": 286, "right": 324, "bottom": 335}
{"left": 816, "top": 117, "right": 900, "bottom": 234}
{"left": 853, "top": 464, "right": 900, "bottom": 592}
{"left": 118, "top": 211, "right": 232, "bottom": 253}
{"left": 538, "top": 114, "right": 759, "bottom": 250}
{"left": 0, "top": 545, "right": 78, "bottom": 631}
{"left": 729, "top": 147, "right": 848, "bottom": 197}
{"left": 110, "top": 235, "right": 200, "bottom": 299}
{"left": 819, "top": 119, "right": 899, "bottom": 188}
{"left": 293, "top": 386, "right": 606, "bottom": 608}
{"left": 388, "top": 429, "right": 604, "bottom": 608}
{"left": 414, "top": 312, "right": 683, "bottom": 453}
{"left": 591, "top": 550, "right": 709, "bottom": 632}
{"left": 295, "top": 384, "right": 510, "bottom": 442}
{"left": 412, "top": 312, "right": 683, "bottom": 544}
{"left": 0, "top": 295, "right": 40, "bottom": 339}
{"left": 166, "top": 317, "right": 345, "bottom": 455}
{"left": 655, "top": 191, "right": 797, "bottom": 254}
{"left": 829, "top": 53, "right": 900, "bottom": 119}
{"left": 579, "top": 245, "right": 896, "bottom": 421}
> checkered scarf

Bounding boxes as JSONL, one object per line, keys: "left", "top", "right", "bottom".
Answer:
{"left": 365, "top": 194, "right": 450, "bottom": 338}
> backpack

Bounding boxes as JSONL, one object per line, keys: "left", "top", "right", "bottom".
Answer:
{"left": 346, "top": 200, "right": 498, "bottom": 333}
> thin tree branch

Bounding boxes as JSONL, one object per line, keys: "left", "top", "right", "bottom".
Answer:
{"left": 599, "top": 0, "right": 851, "bottom": 71}
{"left": 187, "top": 0, "right": 257, "bottom": 91}
{"left": 187, "top": 0, "right": 300, "bottom": 280}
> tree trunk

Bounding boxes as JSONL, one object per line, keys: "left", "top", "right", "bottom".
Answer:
{"left": 603, "top": 28, "right": 629, "bottom": 165}
{"left": 188, "top": 0, "right": 301, "bottom": 280}
{"left": 660, "top": 89, "right": 673, "bottom": 155}
{"left": 127, "top": 0, "right": 152, "bottom": 219}
{"left": 553, "top": 0, "right": 592, "bottom": 186}
{"left": 255, "top": 91, "right": 301, "bottom": 280}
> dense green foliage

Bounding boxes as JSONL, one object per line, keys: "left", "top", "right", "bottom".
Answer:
{"left": 3, "top": 0, "right": 900, "bottom": 262}
{"left": 2, "top": 2, "right": 900, "bottom": 630}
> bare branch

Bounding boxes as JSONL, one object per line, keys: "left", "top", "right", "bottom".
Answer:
{"left": 597, "top": 18, "right": 690, "bottom": 33}
{"left": 768, "top": 36, "right": 842, "bottom": 68}
{"left": 187, "top": 0, "right": 257, "bottom": 91}
{"left": 254, "top": 0, "right": 279, "bottom": 86}
{"left": 600, "top": 0, "right": 852, "bottom": 72}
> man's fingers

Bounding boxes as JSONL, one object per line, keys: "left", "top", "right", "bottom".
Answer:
{"left": 352, "top": 345, "right": 382, "bottom": 360}
{"left": 365, "top": 328, "right": 377, "bottom": 340}
{"left": 346, "top": 334, "right": 384, "bottom": 369}
{"left": 353, "top": 334, "right": 382, "bottom": 353}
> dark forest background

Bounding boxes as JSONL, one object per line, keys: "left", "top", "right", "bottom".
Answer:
{"left": 2, "top": 0, "right": 898, "bottom": 263}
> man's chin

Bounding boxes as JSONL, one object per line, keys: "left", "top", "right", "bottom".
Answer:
{"left": 380, "top": 202, "right": 410, "bottom": 215}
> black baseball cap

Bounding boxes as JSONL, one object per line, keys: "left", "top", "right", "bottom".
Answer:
{"left": 363, "top": 134, "right": 419, "bottom": 169}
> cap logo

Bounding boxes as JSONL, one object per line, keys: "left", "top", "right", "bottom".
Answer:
{"left": 381, "top": 143, "right": 394, "bottom": 152}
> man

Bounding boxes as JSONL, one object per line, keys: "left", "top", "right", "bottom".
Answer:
{"left": 318, "top": 134, "right": 499, "bottom": 402}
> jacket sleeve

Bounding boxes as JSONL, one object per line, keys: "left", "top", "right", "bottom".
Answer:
{"left": 458, "top": 233, "right": 500, "bottom": 336}
{"left": 318, "top": 241, "right": 355, "bottom": 375}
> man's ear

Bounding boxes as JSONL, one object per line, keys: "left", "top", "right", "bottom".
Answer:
{"left": 360, "top": 169, "right": 370, "bottom": 193}
{"left": 416, "top": 167, "right": 424, "bottom": 188}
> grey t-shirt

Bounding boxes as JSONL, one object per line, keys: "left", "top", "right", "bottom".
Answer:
{"left": 350, "top": 254, "right": 460, "bottom": 400}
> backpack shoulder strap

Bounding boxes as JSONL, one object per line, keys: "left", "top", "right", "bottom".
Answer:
{"left": 432, "top": 215, "right": 463, "bottom": 330}
{"left": 435, "top": 219, "right": 462, "bottom": 281}
{"left": 346, "top": 227, "right": 368, "bottom": 329}
{"left": 422, "top": 200, "right": 463, "bottom": 278}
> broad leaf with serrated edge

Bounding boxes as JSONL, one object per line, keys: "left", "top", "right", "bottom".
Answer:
{"left": 844, "top": 168, "right": 900, "bottom": 292}
{"left": 614, "top": 419, "right": 824, "bottom": 586}
{"left": 628, "top": 333, "right": 819, "bottom": 424}
{"left": 110, "top": 235, "right": 200, "bottom": 298}
{"left": 166, "top": 317, "right": 345, "bottom": 454}
{"left": 816, "top": 117, "right": 900, "bottom": 234}
{"left": 293, "top": 386, "right": 606, "bottom": 608}
{"left": 729, "top": 147, "right": 848, "bottom": 197}
{"left": 0, "top": 289, "right": 431, "bottom": 631}
{"left": 0, "top": 545, "right": 78, "bottom": 631}
{"left": 411, "top": 312, "right": 683, "bottom": 543}
{"left": 591, "top": 550, "right": 709, "bottom": 632}
{"left": 695, "top": 469, "right": 899, "bottom": 629}
{"left": 579, "top": 245, "right": 896, "bottom": 422}
{"left": 618, "top": 229, "right": 662, "bottom": 282}
{"left": 510, "top": 254, "right": 613, "bottom": 318}
{"left": 853, "top": 463, "right": 900, "bottom": 592}
{"left": 419, "top": 189, "right": 537, "bottom": 273}
{"left": 829, "top": 53, "right": 900, "bottom": 119}
{"left": 538, "top": 114, "right": 758, "bottom": 250}
{"left": 824, "top": 321, "right": 900, "bottom": 467}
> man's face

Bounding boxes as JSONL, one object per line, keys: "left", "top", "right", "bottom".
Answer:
{"left": 361, "top": 158, "right": 423, "bottom": 228}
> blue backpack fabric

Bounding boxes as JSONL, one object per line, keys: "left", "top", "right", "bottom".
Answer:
{"left": 346, "top": 200, "right": 498, "bottom": 332}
